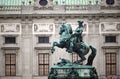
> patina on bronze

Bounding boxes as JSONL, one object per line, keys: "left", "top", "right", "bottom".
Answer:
{"left": 51, "top": 21, "right": 96, "bottom": 65}
{"left": 49, "top": 21, "right": 98, "bottom": 79}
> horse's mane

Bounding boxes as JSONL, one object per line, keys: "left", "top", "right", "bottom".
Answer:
{"left": 63, "top": 23, "right": 73, "bottom": 34}
{"left": 59, "top": 23, "right": 73, "bottom": 35}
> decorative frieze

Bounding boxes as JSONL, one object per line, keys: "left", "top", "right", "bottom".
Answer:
{"left": 0, "top": 23, "right": 21, "bottom": 34}
{"left": 100, "top": 22, "right": 120, "bottom": 34}
{"left": 33, "top": 23, "right": 55, "bottom": 34}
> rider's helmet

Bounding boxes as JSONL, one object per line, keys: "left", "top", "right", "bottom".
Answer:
{"left": 77, "top": 21, "right": 83, "bottom": 27}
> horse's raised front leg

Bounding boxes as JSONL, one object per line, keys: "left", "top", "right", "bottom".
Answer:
{"left": 51, "top": 42, "right": 58, "bottom": 53}
{"left": 51, "top": 47, "right": 55, "bottom": 54}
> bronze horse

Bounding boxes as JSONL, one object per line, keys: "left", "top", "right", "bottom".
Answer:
{"left": 51, "top": 21, "right": 96, "bottom": 65}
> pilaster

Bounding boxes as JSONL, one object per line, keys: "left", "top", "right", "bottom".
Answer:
{"left": 21, "top": 19, "right": 33, "bottom": 79}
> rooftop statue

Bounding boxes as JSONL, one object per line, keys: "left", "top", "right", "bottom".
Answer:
{"left": 51, "top": 21, "right": 96, "bottom": 66}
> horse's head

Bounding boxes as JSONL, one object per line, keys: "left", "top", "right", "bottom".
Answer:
{"left": 59, "top": 24, "right": 65, "bottom": 35}
{"left": 59, "top": 23, "right": 73, "bottom": 35}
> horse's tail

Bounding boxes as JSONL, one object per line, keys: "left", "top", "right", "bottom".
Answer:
{"left": 86, "top": 45, "right": 97, "bottom": 66}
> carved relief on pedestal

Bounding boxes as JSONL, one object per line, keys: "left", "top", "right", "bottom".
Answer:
{"left": 33, "top": 23, "right": 55, "bottom": 34}
{"left": 0, "top": 23, "right": 21, "bottom": 34}
{"left": 100, "top": 22, "right": 120, "bottom": 33}
{"left": 68, "top": 22, "right": 88, "bottom": 34}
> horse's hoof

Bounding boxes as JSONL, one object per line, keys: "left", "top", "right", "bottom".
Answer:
{"left": 51, "top": 50, "right": 54, "bottom": 53}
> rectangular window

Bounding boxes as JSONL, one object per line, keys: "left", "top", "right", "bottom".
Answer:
{"left": 106, "top": 53, "right": 116, "bottom": 75}
{"left": 38, "top": 53, "right": 49, "bottom": 76}
{"left": 105, "top": 36, "right": 116, "bottom": 43}
{"left": 38, "top": 37, "right": 49, "bottom": 43}
{"left": 5, "top": 37, "right": 16, "bottom": 44}
{"left": 72, "top": 53, "right": 80, "bottom": 62}
{"left": 5, "top": 54, "right": 16, "bottom": 76}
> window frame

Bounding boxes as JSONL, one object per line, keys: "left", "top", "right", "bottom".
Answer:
{"left": 105, "top": 53, "right": 116, "bottom": 76}
{"left": 105, "top": 35, "right": 117, "bottom": 43}
{"left": 38, "top": 53, "right": 49, "bottom": 76}
{"left": 71, "top": 53, "right": 80, "bottom": 62}
{"left": 38, "top": 36, "right": 49, "bottom": 43}
{"left": 5, "top": 53, "right": 16, "bottom": 76}
{"left": 4, "top": 36, "right": 16, "bottom": 44}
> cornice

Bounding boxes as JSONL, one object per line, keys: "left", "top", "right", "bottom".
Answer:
{"left": 102, "top": 46, "right": 120, "bottom": 49}
{"left": 0, "top": 13, "right": 119, "bottom": 19}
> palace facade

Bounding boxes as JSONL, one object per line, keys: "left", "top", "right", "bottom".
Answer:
{"left": 0, "top": 0, "right": 120, "bottom": 79}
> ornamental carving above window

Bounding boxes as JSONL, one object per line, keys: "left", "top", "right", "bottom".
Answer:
{"left": 0, "top": 23, "right": 21, "bottom": 34}
{"left": 33, "top": 23, "right": 55, "bottom": 34}
{"left": 100, "top": 22, "right": 120, "bottom": 33}
{"left": 117, "top": 23, "right": 120, "bottom": 31}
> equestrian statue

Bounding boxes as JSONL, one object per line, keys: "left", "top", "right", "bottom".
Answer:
{"left": 51, "top": 21, "right": 96, "bottom": 66}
